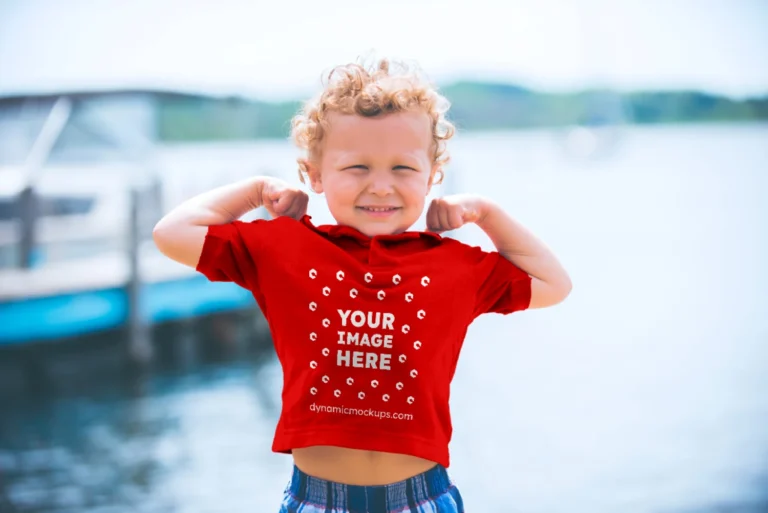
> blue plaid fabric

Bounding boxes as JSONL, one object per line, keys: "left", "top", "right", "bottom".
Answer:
{"left": 279, "top": 463, "right": 464, "bottom": 513}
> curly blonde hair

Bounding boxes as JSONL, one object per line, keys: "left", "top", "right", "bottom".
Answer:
{"left": 290, "top": 57, "right": 456, "bottom": 185}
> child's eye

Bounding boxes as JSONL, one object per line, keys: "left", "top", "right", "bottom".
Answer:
{"left": 394, "top": 166, "right": 417, "bottom": 171}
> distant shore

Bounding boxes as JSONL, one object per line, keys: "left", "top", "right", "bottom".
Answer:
{"left": 154, "top": 81, "right": 768, "bottom": 141}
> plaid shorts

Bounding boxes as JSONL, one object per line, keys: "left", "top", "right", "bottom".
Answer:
{"left": 279, "top": 463, "right": 464, "bottom": 513}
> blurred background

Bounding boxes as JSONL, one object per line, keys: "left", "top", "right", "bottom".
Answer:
{"left": 0, "top": 0, "right": 767, "bottom": 512}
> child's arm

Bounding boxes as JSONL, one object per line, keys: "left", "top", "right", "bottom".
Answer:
{"left": 153, "top": 176, "right": 307, "bottom": 269}
{"left": 474, "top": 199, "right": 571, "bottom": 308}
{"left": 427, "top": 195, "right": 572, "bottom": 309}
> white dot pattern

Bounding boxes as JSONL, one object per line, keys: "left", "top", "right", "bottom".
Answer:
{"left": 306, "top": 268, "right": 431, "bottom": 406}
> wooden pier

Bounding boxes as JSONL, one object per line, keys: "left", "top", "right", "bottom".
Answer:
{"left": 0, "top": 243, "right": 257, "bottom": 345}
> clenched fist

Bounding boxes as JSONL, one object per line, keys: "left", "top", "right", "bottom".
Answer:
{"left": 260, "top": 177, "right": 309, "bottom": 220}
{"left": 426, "top": 194, "right": 487, "bottom": 232}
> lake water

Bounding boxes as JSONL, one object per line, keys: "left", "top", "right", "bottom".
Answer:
{"left": 1, "top": 123, "right": 767, "bottom": 512}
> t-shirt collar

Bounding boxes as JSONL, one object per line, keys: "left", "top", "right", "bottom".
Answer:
{"left": 300, "top": 215, "right": 442, "bottom": 244}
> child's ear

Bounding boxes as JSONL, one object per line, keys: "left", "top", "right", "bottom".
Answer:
{"left": 427, "top": 164, "right": 443, "bottom": 195}
{"left": 305, "top": 161, "right": 324, "bottom": 194}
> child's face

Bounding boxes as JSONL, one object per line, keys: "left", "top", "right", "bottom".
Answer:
{"left": 307, "top": 110, "right": 437, "bottom": 237}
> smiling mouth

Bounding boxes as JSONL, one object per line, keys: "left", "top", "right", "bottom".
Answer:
{"left": 356, "top": 206, "right": 401, "bottom": 213}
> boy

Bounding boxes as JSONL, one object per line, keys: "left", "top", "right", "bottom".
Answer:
{"left": 154, "top": 57, "right": 571, "bottom": 512}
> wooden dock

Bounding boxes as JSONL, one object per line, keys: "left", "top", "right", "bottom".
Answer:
{"left": 0, "top": 241, "right": 256, "bottom": 346}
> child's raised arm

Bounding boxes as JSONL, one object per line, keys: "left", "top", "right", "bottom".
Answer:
{"left": 152, "top": 176, "right": 307, "bottom": 269}
{"left": 427, "top": 194, "right": 572, "bottom": 309}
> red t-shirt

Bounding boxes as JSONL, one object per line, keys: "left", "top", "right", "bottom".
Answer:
{"left": 196, "top": 214, "right": 531, "bottom": 468}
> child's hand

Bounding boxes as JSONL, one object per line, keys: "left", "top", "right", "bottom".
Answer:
{"left": 426, "top": 194, "right": 488, "bottom": 232}
{"left": 261, "top": 177, "right": 309, "bottom": 220}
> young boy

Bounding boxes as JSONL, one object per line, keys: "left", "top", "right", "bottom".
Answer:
{"left": 153, "top": 57, "right": 571, "bottom": 513}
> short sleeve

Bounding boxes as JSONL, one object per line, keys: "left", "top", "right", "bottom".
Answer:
{"left": 195, "top": 219, "right": 265, "bottom": 290}
{"left": 471, "top": 247, "right": 532, "bottom": 317}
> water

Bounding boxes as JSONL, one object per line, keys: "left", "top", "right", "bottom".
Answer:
{"left": 1, "top": 124, "right": 767, "bottom": 512}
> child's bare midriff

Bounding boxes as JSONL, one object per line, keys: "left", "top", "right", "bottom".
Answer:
{"left": 292, "top": 446, "right": 438, "bottom": 485}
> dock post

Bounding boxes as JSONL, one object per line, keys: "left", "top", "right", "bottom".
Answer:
{"left": 17, "top": 96, "right": 72, "bottom": 269}
{"left": 175, "top": 317, "right": 200, "bottom": 370}
{"left": 17, "top": 186, "right": 37, "bottom": 269}
{"left": 127, "top": 186, "right": 153, "bottom": 365}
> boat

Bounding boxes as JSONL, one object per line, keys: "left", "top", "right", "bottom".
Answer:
{"left": 0, "top": 92, "right": 261, "bottom": 353}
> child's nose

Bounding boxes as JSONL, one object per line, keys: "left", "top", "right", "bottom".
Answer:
{"left": 366, "top": 171, "right": 395, "bottom": 196}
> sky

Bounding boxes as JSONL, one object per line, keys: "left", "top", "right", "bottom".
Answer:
{"left": 0, "top": 0, "right": 766, "bottom": 100}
